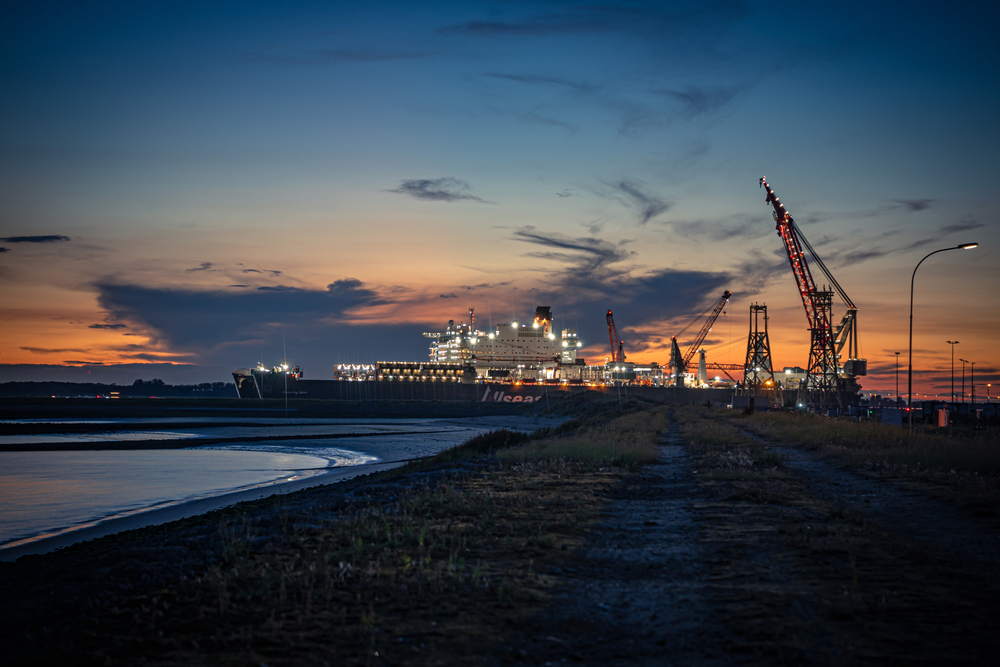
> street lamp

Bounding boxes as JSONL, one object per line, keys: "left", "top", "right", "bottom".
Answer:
{"left": 908, "top": 243, "right": 978, "bottom": 429}
{"left": 960, "top": 358, "right": 968, "bottom": 403}
{"left": 947, "top": 341, "right": 959, "bottom": 403}
{"left": 895, "top": 351, "right": 901, "bottom": 407}
{"left": 970, "top": 362, "right": 975, "bottom": 406}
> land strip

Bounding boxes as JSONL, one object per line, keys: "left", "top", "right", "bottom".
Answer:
{"left": 2, "top": 403, "right": 999, "bottom": 665}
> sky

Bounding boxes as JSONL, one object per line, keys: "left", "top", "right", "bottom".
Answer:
{"left": 1, "top": 0, "right": 997, "bottom": 399}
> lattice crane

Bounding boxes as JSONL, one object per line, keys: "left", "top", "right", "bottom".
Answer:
{"left": 668, "top": 290, "right": 732, "bottom": 386}
{"left": 606, "top": 310, "right": 625, "bottom": 363}
{"left": 759, "top": 177, "right": 865, "bottom": 400}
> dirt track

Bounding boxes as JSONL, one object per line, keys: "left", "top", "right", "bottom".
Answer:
{"left": 519, "top": 421, "right": 1000, "bottom": 665}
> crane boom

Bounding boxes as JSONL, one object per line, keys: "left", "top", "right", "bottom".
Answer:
{"left": 682, "top": 291, "right": 732, "bottom": 367}
{"left": 760, "top": 178, "right": 828, "bottom": 332}
{"left": 668, "top": 290, "right": 731, "bottom": 386}
{"left": 606, "top": 310, "right": 624, "bottom": 363}
{"left": 759, "top": 177, "right": 865, "bottom": 397}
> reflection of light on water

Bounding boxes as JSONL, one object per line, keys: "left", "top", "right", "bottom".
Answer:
{"left": 0, "top": 431, "right": 201, "bottom": 446}
{"left": 199, "top": 444, "right": 378, "bottom": 468}
{"left": 0, "top": 448, "right": 336, "bottom": 549}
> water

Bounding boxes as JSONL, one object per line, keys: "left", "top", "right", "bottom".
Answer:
{"left": 0, "top": 416, "right": 555, "bottom": 551}
{"left": 0, "top": 448, "right": 353, "bottom": 548}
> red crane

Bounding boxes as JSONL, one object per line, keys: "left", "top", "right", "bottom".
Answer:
{"left": 668, "top": 290, "right": 732, "bottom": 386}
{"left": 759, "top": 177, "right": 864, "bottom": 396}
{"left": 606, "top": 310, "right": 625, "bottom": 363}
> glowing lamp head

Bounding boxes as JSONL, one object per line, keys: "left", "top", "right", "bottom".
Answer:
{"left": 959, "top": 242, "right": 979, "bottom": 249}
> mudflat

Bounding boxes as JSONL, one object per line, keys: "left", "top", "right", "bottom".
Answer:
{"left": 2, "top": 404, "right": 998, "bottom": 665}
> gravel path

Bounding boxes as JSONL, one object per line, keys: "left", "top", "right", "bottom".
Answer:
{"left": 520, "top": 420, "right": 1000, "bottom": 666}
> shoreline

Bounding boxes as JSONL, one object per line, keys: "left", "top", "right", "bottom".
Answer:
{"left": 0, "top": 459, "right": 405, "bottom": 563}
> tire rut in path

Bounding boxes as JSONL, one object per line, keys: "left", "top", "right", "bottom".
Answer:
{"left": 515, "top": 424, "right": 722, "bottom": 666}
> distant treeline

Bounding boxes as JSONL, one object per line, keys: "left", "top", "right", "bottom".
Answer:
{"left": 0, "top": 379, "right": 238, "bottom": 398}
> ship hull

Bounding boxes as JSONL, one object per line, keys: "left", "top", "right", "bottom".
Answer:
{"left": 232, "top": 373, "right": 735, "bottom": 405}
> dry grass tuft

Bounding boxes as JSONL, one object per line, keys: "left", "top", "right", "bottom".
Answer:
{"left": 498, "top": 408, "right": 667, "bottom": 469}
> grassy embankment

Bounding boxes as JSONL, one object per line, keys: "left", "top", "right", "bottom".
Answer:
{"left": 6, "top": 398, "right": 666, "bottom": 666}
{"left": 721, "top": 408, "right": 1000, "bottom": 506}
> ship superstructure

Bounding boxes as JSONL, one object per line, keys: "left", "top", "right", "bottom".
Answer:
{"left": 423, "top": 306, "right": 583, "bottom": 381}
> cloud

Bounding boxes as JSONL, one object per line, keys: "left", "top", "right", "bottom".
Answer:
{"left": 839, "top": 248, "right": 890, "bottom": 266}
{"left": 614, "top": 181, "right": 671, "bottom": 224}
{"left": 186, "top": 262, "right": 214, "bottom": 272}
{"left": 507, "top": 225, "right": 733, "bottom": 352}
{"left": 21, "top": 346, "right": 88, "bottom": 354}
{"left": 0, "top": 247, "right": 8, "bottom": 253}
{"left": 247, "top": 47, "right": 434, "bottom": 66}
{"left": 521, "top": 111, "right": 578, "bottom": 134}
{"left": 439, "top": 293, "right": 458, "bottom": 299}
{"left": 669, "top": 214, "right": 769, "bottom": 241}
{"left": 512, "top": 227, "right": 629, "bottom": 274}
{"left": 459, "top": 281, "right": 512, "bottom": 291}
{"left": 660, "top": 85, "right": 742, "bottom": 120}
{"left": 389, "top": 178, "right": 486, "bottom": 203}
{"left": 94, "top": 277, "right": 387, "bottom": 351}
{"left": 439, "top": 4, "right": 751, "bottom": 38}
{"left": 484, "top": 72, "right": 596, "bottom": 94}
{"left": 89, "top": 323, "right": 127, "bottom": 330}
{"left": 941, "top": 219, "right": 984, "bottom": 235}
{"left": 0, "top": 235, "right": 70, "bottom": 243}
{"left": 891, "top": 199, "right": 935, "bottom": 212}
{"left": 556, "top": 190, "right": 573, "bottom": 198}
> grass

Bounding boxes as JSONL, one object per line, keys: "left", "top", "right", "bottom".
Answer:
{"left": 3, "top": 411, "right": 649, "bottom": 666}
{"left": 498, "top": 405, "right": 667, "bottom": 469}
{"left": 717, "top": 409, "right": 1000, "bottom": 506}
{"left": 674, "top": 405, "right": 785, "bottom": 478}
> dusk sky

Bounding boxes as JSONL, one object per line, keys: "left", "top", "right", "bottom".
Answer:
{"left": 1, "top": 0, "right": 997, "bottom": 398}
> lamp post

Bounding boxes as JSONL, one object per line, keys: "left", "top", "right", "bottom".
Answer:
{"left": 947, "top": 341, "right": 959, "bottom": 403}
{"left": 960, "top": 358, "right": 968, "bottom": 403}
{"left": 895, "top": 351, "right": 901, "bottom": 408}
{"left": 908, "top": 243, "right": 979, "bottom": 429}
{"left": 970, "top": 362, "right": 975, "bottom": 406}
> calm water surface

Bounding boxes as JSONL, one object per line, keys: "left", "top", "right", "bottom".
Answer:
{"left": 0, "top": 447, "right": 360, "bottom": 548}
{"left": 0, "top": 416, "right": 551, "bottom": 550}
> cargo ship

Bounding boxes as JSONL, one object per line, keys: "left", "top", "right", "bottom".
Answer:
{"left": 234, "top": 306, "right": 588, "bottom": 400}
{"left": 231, "top": 305, "right": 737, "bottom": 404}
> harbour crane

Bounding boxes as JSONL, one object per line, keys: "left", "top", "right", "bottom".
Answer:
{"left": 668, "top": 290, "right": 732, "bottom": 386}
{"left": 759, "top": 177, "right": 866, "bottom": 402}
{"left": 606, "top": 310, "right": 625, "bottom": 363}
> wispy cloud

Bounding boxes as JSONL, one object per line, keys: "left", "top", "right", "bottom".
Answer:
{"left": 21, "top": 346, "right": 88, "bottom": 354}
{"left": 484, "top": 72, "right": 596, "bottom": 93}
{"left": 0, "top": 247, "right": 8, "bottom": 253}
{"left": 669, "top": 214, "right": 769, "bottom": 241}
{"left": 891, "top": 199, "right": 935, "bottom": 212}
{"left": 941, "top": 219, "right": 984, "bottom": 235}
{"left": 1, "top": 235, "right": 70, "bottom": 243}
{"left": 186, "top": 262, "right": 214, "bottom": 272}
{"left": 389, "top": 178, "right": 487, "bottom": 203}
{"left": 439, "top": 4, "right": 751, "bottom": 38}
{"left": 512, "top": 227, "right": 630, "bottom": 274}
{"left": 659, "top": 85, "right": 743, "bottom": 120}
{"left": 89, "top": 323, "right": 127, "bottom": 330}
{"left": 246, "top": 46, "right": 434, "bottom": 66}
{"left": 613, "top": 181, "right": 671, "bottom": 224}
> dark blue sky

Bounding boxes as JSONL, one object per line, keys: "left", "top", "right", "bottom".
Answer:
{"left": 1, "top": 1, "right": 997, "bottom": 395}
